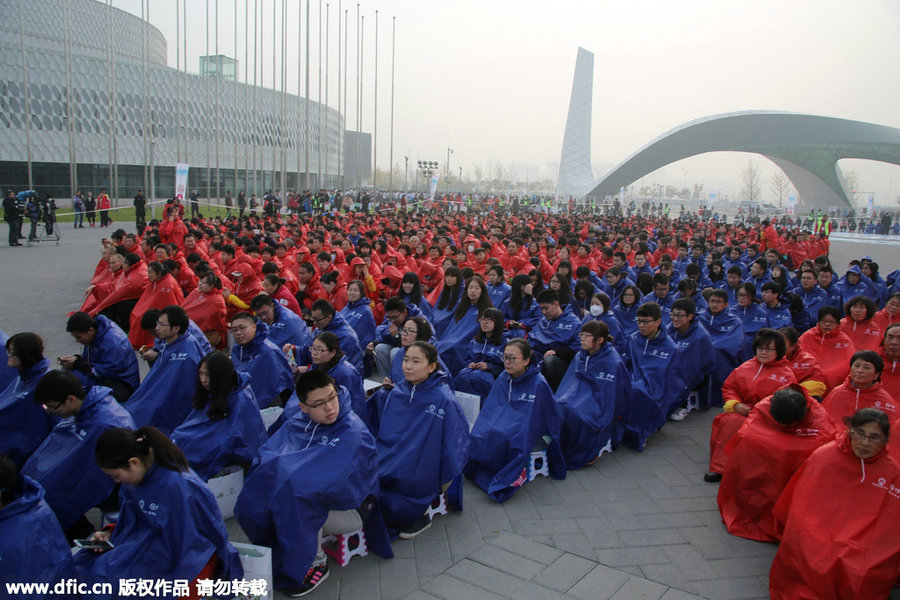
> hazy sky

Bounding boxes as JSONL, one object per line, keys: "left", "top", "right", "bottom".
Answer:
{"left": 112, "top": 0, "right": 900, "bottom": 204}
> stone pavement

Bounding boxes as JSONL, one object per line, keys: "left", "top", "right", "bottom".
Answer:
{"left": 5, "top": 224, "right": 900, "bottom": 600}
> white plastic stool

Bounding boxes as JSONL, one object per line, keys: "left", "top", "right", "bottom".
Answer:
{"left": 527, "top": 448, "right": 550, "bottom": 481}
{"left": 425, "top": 492, "right": 448, "bottom": 521}
{"left": 322, "top": 527, "right": 368, "bottom": 567}
{"left": 686, "top": 391, "right": 700, "bottom": 414}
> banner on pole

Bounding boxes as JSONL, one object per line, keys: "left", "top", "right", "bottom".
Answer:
{"left": 428, "top": 173, "right": 439, "bottom": 203}
{"left": 868, "top": 194, "right": 875, "bottom": 218}
{"left": 175, "top": 163, "right": 190, "bottom": 200}
{"left": 708, "top": 191, "right": 717, "bottom": 204}
{"left": 787, "top": 195, "right": 796, "bottom": 215}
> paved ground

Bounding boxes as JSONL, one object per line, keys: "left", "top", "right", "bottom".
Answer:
{"left": 4, "top": 221, "right": 900, "bottom": 600}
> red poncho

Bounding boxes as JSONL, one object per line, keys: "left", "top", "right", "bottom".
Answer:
{"left": 878, "top": 349, "right": 900, "bottom": 399}
{"left": 822, "top": 377, "right": 896, "bottom": 424}
{"left": 717, "top": 386, "right": 837, "bottom": 542}
{"left": 709, "top": 358, "right": 796, "bottom": 474}
{"left": 89, "top": 261, "right": 148, "bottom": 316}
{"left": 840, "top": 316, "right": 883, "bottom": 352}
{"left": 798, "top": 324, "right": 854, "bottom": 394}
{"left": 127, "top": 273, "right": 185, "bottom": 349}
{"left": 784, "top": 346, "right": 827, "bottom": 399}
{"left": 770, "top": 436, "right": 900, "bottom": 599}
{"left": 182, "top": 287, "right": 228, "bottom": 344}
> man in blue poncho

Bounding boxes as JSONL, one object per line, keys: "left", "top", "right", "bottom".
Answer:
{"left": 465, "top": 338, "right": 566, "bottom": 502}
{"left": 666, "top": 298, "right": 715, "bottom": 422}
{"left": 699, "top": 290, "right": 744, "bottom": 407}
{"left": 60, "top": 312, "right": 140, "bottom": 402}
{"left": 794, "top": 270, "right": 829, "bottom": 332}
{"left": 556, "top": 321, "right": 631, "bottom": 468}
{"left": 22, "top": 370, "right": 134, "bottom": 539}
{"left": 310, "top": 299, "right": 364, "bottom": 375}
{"left": 0, "top": 453, "right": 76, "bottom": 594}
{"left": 125, "top": 305, "right": 204, "bottom": 434}
{"left": 230, "top": 312, "right": 295, "bottom": 409}
{"left": 250, "top": 293, "right": 313, "bottom": 352}
{"left": 528, "top": 289, "right": 582, "bottom": 391}
{"left": 371, "top": 342, "right": 469, "bottom": 535}
{"left": 369, "top": 296, "right": 430, "bottom": 378}
{"left": 621, "top": 302, "right": 682, "bottom": 451}
{"left": 137, "top": 308, "right": 212, "bottom": 357}
{"left": 236, "top": 371, "right": 392, "bottom": 597}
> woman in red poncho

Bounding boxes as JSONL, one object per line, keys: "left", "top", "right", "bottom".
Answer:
{"left": 840, "top": 295, "right": 882, "bottom": 352}
{"left": 717, "top": 384, "right": 837, "bottom": 542}
{"left": 798, "top": 306, "right": 854, "bottom": 394}
{"left": 822, "top": 350, "right": 895, "bottom": 424}
{"left": 261, "top": 273, "right": 301, "bottom": 316}
{"left": 778, "top": 326, "right": 827, "bottom": 399}
{"left": 223, "top": 262, "right": 262, "bottom": 320}
{"left": 128, "top": 261, "right": 185, "bottom": 349}
{"left": 706, "top": 329, "right": 797, "bottom": 481}
{"left": 89, "top": 253, "right": 148, "bottom": 333}
{"left": 873, "top": 292, "right": 900, "bottom": 333}
{"left": 80, "top": 245, "right": 119, "bottom": 313}
{"left": 182, "top": 271, "right": 228, "bottom": 349}
{"left": 770, "top": 408, "right": 900, "bottom": 600}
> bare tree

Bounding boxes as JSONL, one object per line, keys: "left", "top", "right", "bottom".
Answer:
{"left": 770, "top": 171, "right": 792, "bottom": 206}
{"left": 473, "top": 164, "right": 484, "bottom": 185}
{"left": 740, "top": 160, "right": 762, "bottom": 204}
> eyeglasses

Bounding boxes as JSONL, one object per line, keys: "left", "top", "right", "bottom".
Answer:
{"left": 501, "top": 354, "right": 522, "bottom": 363}
{"left": 6, "top": 349, "right": 15, "bottom": 357}
{"left": 310, "top": 315, "right": 329, "bottom": 323}
{"left": 308, "top": 345, "right": 330, "bottom": 354}
{"left": 399, "top": 328, "right": 418, "bottom": 335}
{"left": 156, "top": 321, "right": 170, "bottom": 328}
{"left": 756, "top": 346, "right": 777, "bottom": 354}
{"left": 670, "top": 312, "right": 688, "bottom": 319}
{"left": 636, "top": 318, "right": 658, "bottom": 325}
{"left": 42, "top": 401, "right": 64, "bottom": 411}
{"left": 849, "top": 428, "right": 885, "bottom": 445}
{"left": 304, "top": 391, "right": 340, "bottom": 410}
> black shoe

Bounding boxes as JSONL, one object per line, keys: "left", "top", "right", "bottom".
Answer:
{"left": 284, "top": 563, "right": 329, "bottom": 597}
{"left": 10, "top": 242, "right": 21, "bottom": 246}
{"left": 398, "top": 515, "right": 432, "bottom": 539}
{"left": 704, "top": 472, "right": 722, "bottom": 483}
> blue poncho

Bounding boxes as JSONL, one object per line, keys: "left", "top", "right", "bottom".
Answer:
{"left": 0, "top": 330, "right": 19, "bottom": 392}
{"left": 452, "top": 333, "right": 510, "bottom": 401}
{"left": 373, "top": 370, "right": 470, "bottom": 529}
{"left": 340, "top": 297, "right": 377, "bottom": 351}
{"left": 581, "top": 310, "right": 627, "bottom": 356}
{"left": 123, "top": 333, "right": 204, "bottom": 435}
{"left": 731, "top": 303, "right": 770, "bottom": 362}
{"left": 437, "top": 305, "right": 481, "bottom": 374}
{"left": 21, "top": 386, "right": 135, "bottom": 529}
{"left": 556, "top": 343, "right": 631, "bottom": 467}
{"left": 315, "top": 311, "right": 364, "bottom": 375}
{"left": 667, "top": 319, "right": 715, "bottom": 401}
{"left": 313, "top": 356, "right": 367, "bottom": 426}
{"left": 75, "top": 315, "right": 140, "bottom": 392}
{"left": 74, "top": 465, "right": 241, "bottom": 595}
{"left": 527, "top": 308, "right": 581, "bottom": 355}
{"left": 0, "top": 475, "right": 76, "bottom": 591}
{"left": 622, "top": 330, "right": 682, "bottom": 451}
{"left": 0, "top": 358, "right": 53, "bottom": 467}
{"left": 699, "top": 309, "right": 744, "bottom": 406}
{"left": 231, "top": 322, "right": 295, "bottom": 409}
{"left": 464, "top": 363, "right": 566, "bottom": 502}
{"left": 487, "top": 281, "right": 511, "bottom": 307}
{"left": 500, "top": 296, "right": 541, "bottom": 330}
{"left": 264, "top": 301, "right": 313, "bottom": 350}
{"left": 170, "top": 372, "right": 267, "bottom": 481}
{"left": 235, "top": 392, "right": 391, "bottom": 588}
{"left": 795, "top": 286, "right": 830, "bottom": 332}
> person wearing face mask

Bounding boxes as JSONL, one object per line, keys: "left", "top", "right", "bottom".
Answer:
{"left": 582, "top": 292, "right": 626, "bottom": 356}
{"left": 769, "top": 409, "right": 900, "bottom": 599}
{"left": 822, "top": 350, "right": 895, "bottom": 424}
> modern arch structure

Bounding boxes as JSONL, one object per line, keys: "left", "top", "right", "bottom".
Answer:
{"left": 587, "top": 111, "right": 900, "bottom": 210}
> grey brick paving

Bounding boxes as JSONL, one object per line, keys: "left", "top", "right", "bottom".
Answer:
{"left": 13, "top": 229, "right": 900, "bottom": 599}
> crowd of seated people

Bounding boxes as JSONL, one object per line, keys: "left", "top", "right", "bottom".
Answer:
{"left": 4, "top": 199, "right": 900, "bottom": 597}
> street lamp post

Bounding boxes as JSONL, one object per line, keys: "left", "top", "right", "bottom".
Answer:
{"left": 404, "top": 155, "right": 408, "bottom": 191}
{"left": 417, "top": 160, "right": 439, "bottom": 193}
{"left": 446, "top": 147, "right": 453, "bottom": 188}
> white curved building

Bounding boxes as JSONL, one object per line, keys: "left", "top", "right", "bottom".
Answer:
{"left": 0, "top": 0, "right": 344, "bottom": 200}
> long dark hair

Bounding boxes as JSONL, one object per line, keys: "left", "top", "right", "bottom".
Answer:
{"left": 6, "top": 332, "right": 44, "bottom": 371}
{"left": 549, "top": 272, "right": 573, "bottom": 306}
{"left": 193, "top": 351, "right": 237, "bottom": 419}
{"left": 95, "top": 426, "right": 189, "bottom": 473}
{"left": 436, "top": 266, "right": 464, "bottom": 311}
{"left": 454, "top": 276, "right": 492, "bottom": 321}
{"left": 509, "top": 274, "right": 534, "bottom": 318}
{"left": 314, "top": 331, "right": 345, "bottom": 372}
{"left": 475, "top": 307, "right": 506, "bottom": 344}
{"left": 400, "top": 271, "right": 424, "bottom": 305}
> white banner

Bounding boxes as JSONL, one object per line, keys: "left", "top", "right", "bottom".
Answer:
{"left": 175, "top": 163, "right": 189, "bottom": 200}
{"left": 708, "top": 191, "right": 717, "bottom": 204}
{"left": 868, "top": 194, "right": 875, "bottom": 218}
{"left": 428, "top": 173, "right": 439, "bottom": 203}
{"left": 787, "top": 195, "right": 796, "bottom": 215}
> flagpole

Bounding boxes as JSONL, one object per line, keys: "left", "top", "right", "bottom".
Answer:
{"left": 325, "top": 3, "right": 330, "bottom": 189}
{"left": 389, "top": 15, "right": 395, "bottom": 196}
{"left": 373, "top": 9, "right": 378, "bottom": 191}
{"left": 305, "top": 0, "right": 311, "bottom": 191}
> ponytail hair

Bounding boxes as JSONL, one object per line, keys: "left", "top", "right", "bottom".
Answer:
{"left": 95, "top": 427, "right": 189, "bottom": 473}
